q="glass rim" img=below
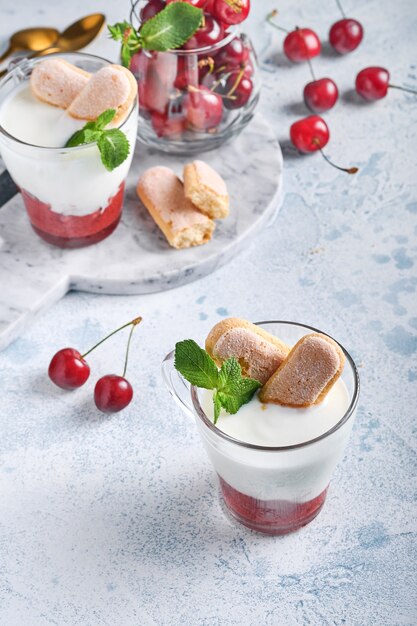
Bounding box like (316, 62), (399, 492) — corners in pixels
(0, 51), (138, 152)
(130, 0), (240, 56)
(189, 320), (360, 452)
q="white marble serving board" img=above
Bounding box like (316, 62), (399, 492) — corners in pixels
(0, 114), (283, 351)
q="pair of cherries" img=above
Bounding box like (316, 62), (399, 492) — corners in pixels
(48, 317), (142, 413)
(304, 67), (416, 113)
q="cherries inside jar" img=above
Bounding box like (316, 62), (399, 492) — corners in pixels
(129, 0), (260, 153)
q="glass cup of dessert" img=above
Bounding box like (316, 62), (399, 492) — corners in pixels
(0, 52), (138, 248)
(129, 1), (260, 154)
(162, 321), (360, 535)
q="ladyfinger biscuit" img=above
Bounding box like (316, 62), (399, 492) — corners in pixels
(137, 166), (215, 250)
(30, 58), (90, 109)
(183, 160), (229, 219)
(206, 318), (290, 384)
(68, 65), (137, 125)
(259, 333), (346, 407)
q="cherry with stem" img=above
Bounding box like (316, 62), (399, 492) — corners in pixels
(266, 10), (321, 63)
(48, 316), (142, 392)
(329, 0), (363, 54)
(355, 67), (417, 101)
(303, 49), (339, 113)
(290, 115), (358, 175)
(94, 317), (142, 413)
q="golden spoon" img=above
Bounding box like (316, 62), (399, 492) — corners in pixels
(0, 27), (59, 63)
(35, 13), (106, 56)
(0, 14), (105, 77)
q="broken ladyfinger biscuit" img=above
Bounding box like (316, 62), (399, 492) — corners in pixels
(259, 333), (346, 407)
(183, 160), (229, 219)
(137, 166), (215, 249)
(30, 58), (90, 109)
(205, 318), (290, 384)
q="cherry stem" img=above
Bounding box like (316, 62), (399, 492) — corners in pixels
(226, 65), (246, 97)
(312, 139), (358, 174)
(122, 322), (137, 378)
(198, 56), (215, 74)
(389, 83), (417, 95)
(82, 316), (143, 359)
(266, 10), (289, 34)
(292, 26), (316, 80)
(335, 0), (346, 18)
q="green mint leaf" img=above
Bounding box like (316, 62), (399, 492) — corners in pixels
(65, 108), (117, 148)
(94, 108), (116, 130)
(218, 357), (241, 392)
(235, 377), (262, 397)
(140, 3), (203, 52)
(65, 129), (88, 148)
(213, 390), (222, 425)
(217, 391), (242, 415)
(65, 128), (102, 147)
(97, 129), (130, 172)
(217, 357), (261, 415)
(108, 21), (141, 68)
(217, 380), (260, 415)
(174, 340), (219, 389)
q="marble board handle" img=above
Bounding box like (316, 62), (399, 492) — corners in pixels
(0, 169), (18, 207)
(0, 273), (70, 351)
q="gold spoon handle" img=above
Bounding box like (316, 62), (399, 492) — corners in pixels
(0, 44), (15, 64)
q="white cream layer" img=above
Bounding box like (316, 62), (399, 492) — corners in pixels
(198, 378), (353, 501)
(200, 378), (350, 447)
(0, 82), (85, 147)
(0, 83), (137, 216)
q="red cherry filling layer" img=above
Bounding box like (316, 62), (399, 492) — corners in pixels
(220, 477), (328, 534)
(22, 183), (125, 248)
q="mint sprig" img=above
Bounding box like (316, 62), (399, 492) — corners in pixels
(174, 340), (261, 425)
(108, 3), (203, 68)
(65, 108), (130, 172)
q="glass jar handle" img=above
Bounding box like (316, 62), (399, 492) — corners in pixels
(161, 350), (194, 419)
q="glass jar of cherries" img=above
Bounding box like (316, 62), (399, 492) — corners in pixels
(130, 0), (260, 154)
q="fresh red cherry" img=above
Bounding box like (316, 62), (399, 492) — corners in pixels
(355, 66), (389, 100)
(151, 111), (186, 137)
(48, 348), (90, 390)
(215, 37), (250, 68)
(94, 375), (133, 413)
(290, 115), (358, 174)
(283, 28), (321, 63)
(224, 73), (253, 109)
(303, 78), (339, 113)
(166, 0), (207, 6)
(140, 0), (165, 22)
(290, 115), (329, 153)
(355, 66), (417, 100)
(183, 14), (224, 50)
(329, 18), (363, 54)
(185, 85), (223, 130)
(212, 0), (250, 26)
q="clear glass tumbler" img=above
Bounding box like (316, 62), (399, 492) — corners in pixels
(129, 0), (260, 154)
(0, 52), (138, 248)
(162, 321), (360, 535)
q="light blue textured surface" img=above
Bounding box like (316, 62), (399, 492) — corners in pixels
(1, 1), (417, 625)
